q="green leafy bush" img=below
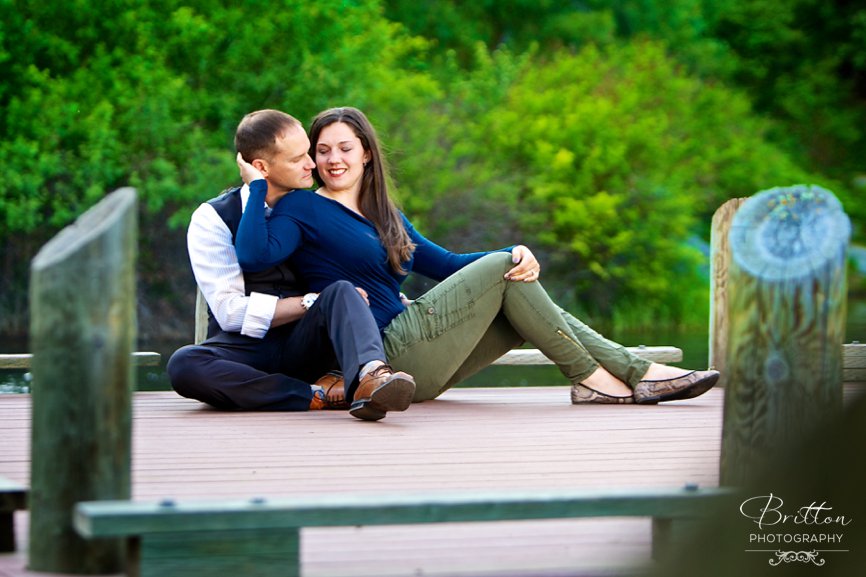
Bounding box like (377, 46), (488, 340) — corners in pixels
(0, 0), (857, 336)
(0, 0), (436, 232)
(394, 41), (817, 327)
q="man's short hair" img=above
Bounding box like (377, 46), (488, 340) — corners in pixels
(235, 109), (302, 161)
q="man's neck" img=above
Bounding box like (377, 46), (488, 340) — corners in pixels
(265, 186), (290, 208)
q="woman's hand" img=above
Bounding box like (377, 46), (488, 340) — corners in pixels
(505, 245), (541, 282)
(355, 286), (370, 306)
(236, 152), (265, 185)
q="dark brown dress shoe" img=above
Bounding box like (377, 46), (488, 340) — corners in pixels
(633, 369), (720, 404)
(349, 364), (415, 421)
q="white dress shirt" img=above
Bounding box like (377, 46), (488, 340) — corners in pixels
(186, 184), (277, 339)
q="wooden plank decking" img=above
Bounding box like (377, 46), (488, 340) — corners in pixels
(0, 386), (725, 577)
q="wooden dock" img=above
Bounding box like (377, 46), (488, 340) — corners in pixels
(0, 386), (726, 577)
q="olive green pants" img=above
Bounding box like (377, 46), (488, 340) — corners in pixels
(384, 253), (652, 401)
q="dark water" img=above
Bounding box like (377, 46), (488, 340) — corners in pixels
(3, 297), (864, 394)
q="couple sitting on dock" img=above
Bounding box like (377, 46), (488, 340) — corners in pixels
(167, 107), (719, 421)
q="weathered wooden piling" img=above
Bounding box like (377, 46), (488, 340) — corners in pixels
(719, 185), (849, 486)
(28, 188), (137, 573)
(708, 197), (748, 387)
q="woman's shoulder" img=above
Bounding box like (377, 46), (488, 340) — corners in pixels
(286, 188), (318, 203)
(399, 211), (417, 231)
(273, 188), (318, 213)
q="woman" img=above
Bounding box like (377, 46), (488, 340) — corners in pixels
(235, 106), (719, 404)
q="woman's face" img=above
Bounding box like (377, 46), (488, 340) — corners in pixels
(314, 121), (370, 194)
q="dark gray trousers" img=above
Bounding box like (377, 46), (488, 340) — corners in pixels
(167, 280), (382, 410)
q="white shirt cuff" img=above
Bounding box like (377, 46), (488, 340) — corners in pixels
(240, 292), (279, 338)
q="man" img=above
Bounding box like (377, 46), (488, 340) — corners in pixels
(167, 109), (415, 421)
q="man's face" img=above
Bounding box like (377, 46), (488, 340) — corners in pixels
(261, 125), (316, 192)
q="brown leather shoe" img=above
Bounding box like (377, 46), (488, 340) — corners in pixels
(314, 371), (348, 410)
(308, 388), (329, 410)
(349, 364), (415, 421)
(633, 369), (720, 404)
(571, 384), (634, 404)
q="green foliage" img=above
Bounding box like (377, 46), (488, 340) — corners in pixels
(707, 0), (866, 226)
(382, 0), (865, 235)
(0, 0), (861, 334)
(395, 41), (816, 325)
(0, 0), (435, 232)
(383, 0), (619, 61)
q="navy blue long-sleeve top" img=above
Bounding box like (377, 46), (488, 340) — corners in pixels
(235, 180), (511, 329)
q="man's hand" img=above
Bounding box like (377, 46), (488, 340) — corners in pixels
(505, 245), (541, 282)
(237, 152), (265, 185)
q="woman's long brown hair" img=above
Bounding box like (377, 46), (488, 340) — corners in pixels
(309, 107), (415, 274)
